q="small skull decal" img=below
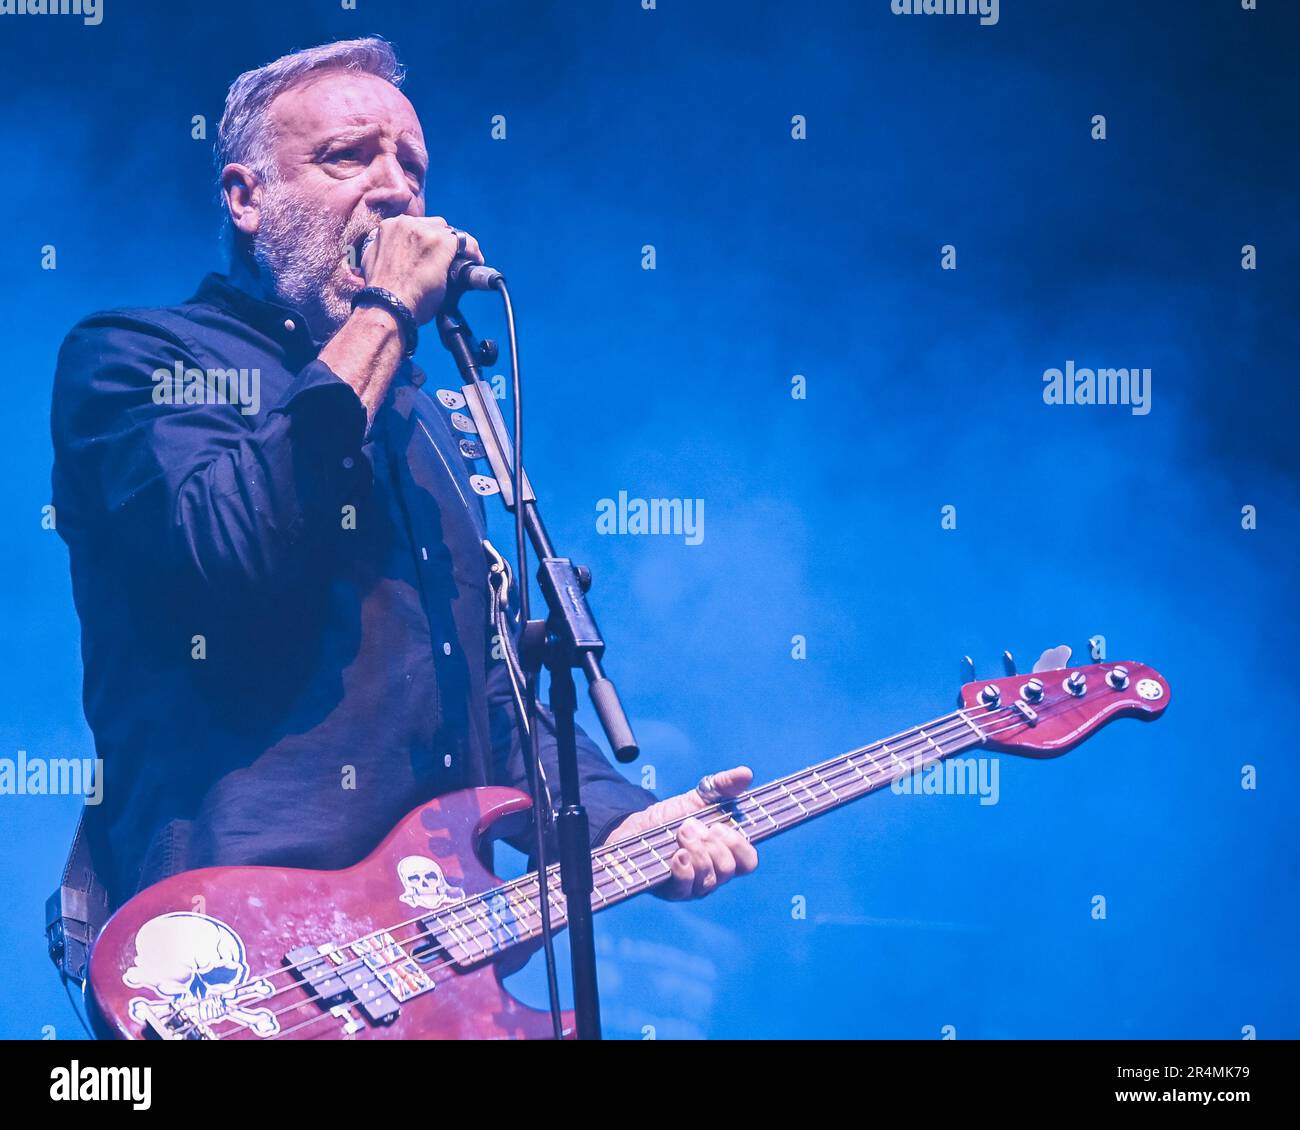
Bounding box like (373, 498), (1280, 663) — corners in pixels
(397, 855), (465, 910)
(123, 912), (279, 1037)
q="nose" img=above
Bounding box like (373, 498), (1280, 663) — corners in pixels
(363, 151), (415, 216)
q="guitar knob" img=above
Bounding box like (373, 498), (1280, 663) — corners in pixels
(1065, 671), (1087, 697)
(979, 684), (1001, 707)
(1106, 665), (1130, 690)
(1020, 678), (1044, 703)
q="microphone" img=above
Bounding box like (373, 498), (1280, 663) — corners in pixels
(358, 229), (503, 296)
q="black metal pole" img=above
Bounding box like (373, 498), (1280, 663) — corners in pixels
(435, 302), (621, 1039)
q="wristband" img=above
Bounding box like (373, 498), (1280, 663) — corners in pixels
(351, 286), (418, 356)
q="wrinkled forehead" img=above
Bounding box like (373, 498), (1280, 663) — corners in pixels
(265, 69), (425, 156)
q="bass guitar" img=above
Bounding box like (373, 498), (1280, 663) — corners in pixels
(86, 646), (1169, 1039)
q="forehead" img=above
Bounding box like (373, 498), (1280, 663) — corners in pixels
(265, 69), (424, 149)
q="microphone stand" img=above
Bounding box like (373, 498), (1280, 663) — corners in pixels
(436, 298), (639, 1041)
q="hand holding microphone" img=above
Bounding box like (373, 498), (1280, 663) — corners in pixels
(357, 217), (501, 326)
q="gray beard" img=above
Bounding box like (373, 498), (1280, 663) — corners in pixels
(252, 180), (376, 339)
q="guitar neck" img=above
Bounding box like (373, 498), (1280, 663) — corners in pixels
(430, 709), (989, 965)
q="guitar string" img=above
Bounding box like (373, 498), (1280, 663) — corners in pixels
(247, 704), (1063, 1042)
(231, 704), (1003, 990)
(204, 706), (1012, 1039)
(202, 697), (1077, 1040)
(218, 698), (1080, 1040)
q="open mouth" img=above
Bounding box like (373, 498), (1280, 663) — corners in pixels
(342, 230), (372, 283)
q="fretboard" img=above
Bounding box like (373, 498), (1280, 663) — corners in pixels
(424, 708), (989, 966)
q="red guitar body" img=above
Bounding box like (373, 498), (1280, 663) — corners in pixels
(87, 787), (573, 1040)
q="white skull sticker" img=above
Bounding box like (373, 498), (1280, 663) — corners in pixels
(397, 855), (465, 910)
(123, 912), (279, 1038)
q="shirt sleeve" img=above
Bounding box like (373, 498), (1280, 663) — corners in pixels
(51, 311), (371, 611)
(486, 639), (658, 860)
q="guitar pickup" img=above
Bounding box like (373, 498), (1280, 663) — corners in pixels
(339, 965), (401, 1026)
(286, 943), (402, 1025)
(285, 945), (351, 1006)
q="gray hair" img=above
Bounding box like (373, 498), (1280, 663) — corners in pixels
(214, 37), (406, 248)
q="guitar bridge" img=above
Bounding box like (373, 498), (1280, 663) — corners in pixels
(137, 999), (212, 1040)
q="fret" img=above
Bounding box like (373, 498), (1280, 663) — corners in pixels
(840, 752), (873, 788)
(914, 727), (951, 774)
(595, 853), (631, 898)
(778, 782), (809, 820)
(505, 887), (537, 932)
(857, 747), (889, 784)
(882, 739), (911, 778)
(739, 793), (780, 833)
(957, 708), (987, 743)
(465, 899), (504, 955)
(639, 834), (671, 876)
(481, 890), (520, 949)
(440, 905), (483, 961)
(805, 769), (839, 805)
(790, 769), (832, 806)
(614, 843), (653, 888)
(546, 868), (571, 914)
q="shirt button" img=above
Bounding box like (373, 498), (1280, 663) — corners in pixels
(444, 754), (453, 768)
(284, 318), (296, 333)
(342, 456), (354, 470)
(442, 642), (453, 656)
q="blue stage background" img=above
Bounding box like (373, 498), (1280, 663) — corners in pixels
(1, 0), (1296, 1039)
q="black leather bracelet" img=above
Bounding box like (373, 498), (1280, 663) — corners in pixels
(351, 286), (418, 356)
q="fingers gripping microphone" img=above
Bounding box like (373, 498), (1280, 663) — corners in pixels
(358, 229), (503, 297)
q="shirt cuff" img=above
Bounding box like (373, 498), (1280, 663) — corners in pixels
(270, 359), (368, 456)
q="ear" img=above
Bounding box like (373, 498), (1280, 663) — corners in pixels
(221, 163), (263, 238)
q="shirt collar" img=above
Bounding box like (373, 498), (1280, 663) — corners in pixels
(190, 272), (318, 350)
(190, 271), (428, 387)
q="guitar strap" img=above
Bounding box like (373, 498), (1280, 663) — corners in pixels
(45, 808), (110, 986)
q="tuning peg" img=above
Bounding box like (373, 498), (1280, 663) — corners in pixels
(459, 439), (486, 460)
(1032, 645), (1072, 673)
(450, 411), (478, 435)
(470, 474), (501, 496)
(436, 389), (466, 410)
(1002, 650), (1016, 676)
(957, 656), (976, 705)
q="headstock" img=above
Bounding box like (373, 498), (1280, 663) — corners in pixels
(958, 646), (1169, 758)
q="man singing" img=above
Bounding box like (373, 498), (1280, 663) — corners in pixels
(51, 37), (756, 915)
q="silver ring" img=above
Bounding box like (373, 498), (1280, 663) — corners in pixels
(451, 228), (467, 256)
(696, 774), (723, 804)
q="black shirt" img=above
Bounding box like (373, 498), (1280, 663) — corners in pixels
(51, 273), (655, 909)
